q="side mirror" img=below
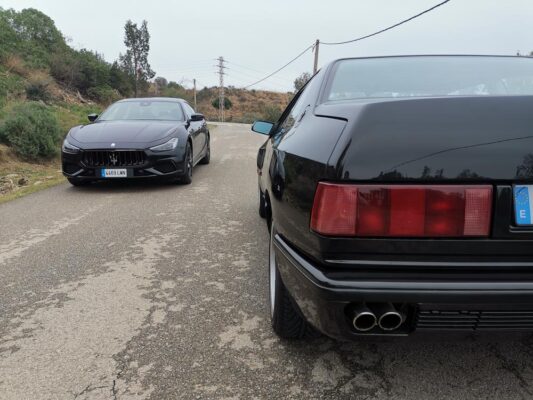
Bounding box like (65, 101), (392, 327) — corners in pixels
(252, 120), (274, 135)
(190, 113), (204, 122)
(88, 114), (98, 122)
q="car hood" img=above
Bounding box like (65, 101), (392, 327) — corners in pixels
(70, 120), (181, 146)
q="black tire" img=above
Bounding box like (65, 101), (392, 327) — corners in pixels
(67, 177), (91, 187)
(259, 189), (266, 218)
(180, 142), (193, 184)
(269, 223), (319, 339)
(199, 136), (210, 165)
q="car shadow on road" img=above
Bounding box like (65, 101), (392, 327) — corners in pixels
(67, 179), (188, 194)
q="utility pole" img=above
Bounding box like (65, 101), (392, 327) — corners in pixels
(217, 56), (226, 122)
(313, 39), (320, 74)
(193, 78), (197, 110)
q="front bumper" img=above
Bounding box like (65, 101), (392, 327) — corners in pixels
(62, 148), (186, 180)
(273, 233), (533, 339)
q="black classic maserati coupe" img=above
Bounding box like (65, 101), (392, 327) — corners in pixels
(252, 55), (533, 340)
(62, 98), (210, 186)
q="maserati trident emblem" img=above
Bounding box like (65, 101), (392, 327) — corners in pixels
(109, 153), (118, 166)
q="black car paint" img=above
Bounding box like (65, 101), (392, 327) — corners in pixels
(256, 56), (533, 339)
(62, 98), (209, 181)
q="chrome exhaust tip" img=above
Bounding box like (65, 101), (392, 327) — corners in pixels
(376, 304), (404, 331)
(352, 305), (377, 332)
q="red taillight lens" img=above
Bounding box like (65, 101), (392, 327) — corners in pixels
(310, 183), (357, 236)
(310, 183), (493, 238)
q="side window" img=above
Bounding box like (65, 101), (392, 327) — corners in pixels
(182, 103), (195, 119)
(278, 72), (321, 134)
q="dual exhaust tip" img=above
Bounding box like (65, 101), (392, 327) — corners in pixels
(352, 303), (404, 332)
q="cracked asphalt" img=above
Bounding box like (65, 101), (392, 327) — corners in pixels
(1, 123), (533, 399)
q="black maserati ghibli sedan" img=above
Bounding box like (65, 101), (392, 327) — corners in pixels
(253, 55), (533, 340)
(62, 98), (210, 186)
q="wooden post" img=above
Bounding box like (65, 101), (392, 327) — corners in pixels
(313, 39), (320, 74)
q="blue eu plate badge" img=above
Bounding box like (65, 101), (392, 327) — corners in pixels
(514, 185), (533, 225)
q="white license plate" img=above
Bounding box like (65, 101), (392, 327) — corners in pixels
(514, 185), (533, 226)
(101, 169), (127, 178)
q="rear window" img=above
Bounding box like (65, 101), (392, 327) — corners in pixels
(326, 56), (533, 101)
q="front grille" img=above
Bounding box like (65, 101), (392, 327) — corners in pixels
(82, 150), (146, 167)
(416, 309), (533, 331)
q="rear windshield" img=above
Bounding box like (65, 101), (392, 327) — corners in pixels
(99, 100), (185, 121)
(326, 56), (533, 101)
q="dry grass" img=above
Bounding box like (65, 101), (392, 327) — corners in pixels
(197, 89), (291, 122)
(2, 54), (30, 78)
(0, 144), (65, 204)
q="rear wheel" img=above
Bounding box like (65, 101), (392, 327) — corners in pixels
(180, 143), (193, 184)
(67, 177), (91, 187)
(199, 136), (210, 165)
(269, 223), (319, 339)
(259, 189), (266, 218)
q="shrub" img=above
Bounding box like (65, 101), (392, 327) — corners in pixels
(87, 85), (120, 105)
(0, 102), (61, 159)
(25, 71), (53, 101)
(262, 104), (282, 122)
(238, 113), (260, 124)
(0, 68), (25, 106)
(211, 97), (232, 110)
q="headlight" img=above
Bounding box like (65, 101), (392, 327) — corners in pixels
(62, 138), (80, 154)
(150, 137), (178, 152)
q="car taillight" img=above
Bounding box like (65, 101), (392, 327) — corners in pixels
(310, 183), (492, 237)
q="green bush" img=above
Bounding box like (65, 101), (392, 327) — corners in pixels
(87, 85), (120, 105)
(0, 102), (61, 159)
(211, 97), (232, 110)
(0, 68), (25, 106)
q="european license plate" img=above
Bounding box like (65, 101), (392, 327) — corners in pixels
(101, 168), (127, 178)
(514, 185), (533, 226)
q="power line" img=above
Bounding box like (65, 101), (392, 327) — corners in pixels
(226, 66), (293, 86)
(226, 75), (289, 91)
(168, 1), (451, 91)
(226, 61), (294, 83)
(244, 44), (314, 89)
(321, 0), (451, 45)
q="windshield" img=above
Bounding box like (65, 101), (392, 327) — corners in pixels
(98, 100), (185, 121)
(326, 56), (533, 101)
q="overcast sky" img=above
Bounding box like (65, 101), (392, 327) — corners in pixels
(2, 0), (533, 91)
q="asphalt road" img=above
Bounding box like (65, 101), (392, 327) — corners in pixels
(1, 123), (533, 400)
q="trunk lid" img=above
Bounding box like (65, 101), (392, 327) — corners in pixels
(318, 96), (533, 182)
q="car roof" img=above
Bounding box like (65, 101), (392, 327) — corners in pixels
(327, 54), (533, 65)
(117, 97), (187, 103)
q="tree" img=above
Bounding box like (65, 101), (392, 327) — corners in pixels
(109, 61), (133, 96)
(119, 20), (155, 96)
(155, 77), (168, 88)
(294, 72), (311, 92)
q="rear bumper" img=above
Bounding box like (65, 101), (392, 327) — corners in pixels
(62, 149), (186, 180)
(273, 233), (533, 340)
